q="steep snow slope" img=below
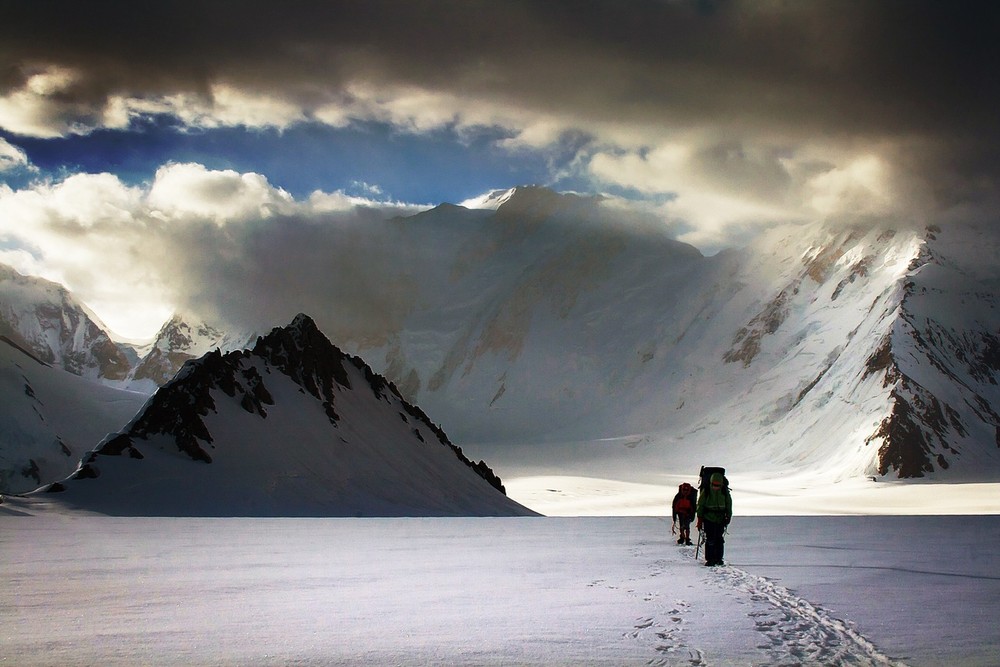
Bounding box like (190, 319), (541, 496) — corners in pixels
(38, 314), (534, 517)
(450, 221), (926, 484)
(635, 224), (927, 477)
(0, 337), (148, 493)
(0, 264), (132, 382)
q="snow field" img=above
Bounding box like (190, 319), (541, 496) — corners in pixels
(2, 514), (997, 666)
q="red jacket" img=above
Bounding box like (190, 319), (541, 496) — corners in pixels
(672, 483), (697, 522)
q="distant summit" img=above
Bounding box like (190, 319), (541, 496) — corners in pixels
(40, 314), (534, 516)
(127, 313), (259, 390)
(461, 186), (521, 210)
(462, 185), (578, 213)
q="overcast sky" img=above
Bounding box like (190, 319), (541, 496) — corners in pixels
(1, 1), (998, 338)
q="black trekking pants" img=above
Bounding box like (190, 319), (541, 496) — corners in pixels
(703, 519), (726, 564)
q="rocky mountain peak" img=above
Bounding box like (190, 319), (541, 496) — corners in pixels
(46, 314), (516, 514)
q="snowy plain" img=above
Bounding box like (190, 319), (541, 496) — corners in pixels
(3, 500), (999, 666)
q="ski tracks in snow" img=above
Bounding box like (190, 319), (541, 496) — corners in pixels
(621, 537), (908, 666)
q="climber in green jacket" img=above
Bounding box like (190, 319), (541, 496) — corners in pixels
(696, 472), (732, 566)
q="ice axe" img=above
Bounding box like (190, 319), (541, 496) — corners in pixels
(695, 527), (705, 560)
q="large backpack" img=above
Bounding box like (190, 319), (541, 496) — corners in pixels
(699, 466), (729, 493)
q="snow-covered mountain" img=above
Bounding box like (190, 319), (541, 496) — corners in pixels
(0, 336), (148, 493)
(254, 188), (987, 484)
(4, 187), (998, 490)
(0, 266), (258, 394)
(569, 219), (1000, 484)
(0, 265), (133, 382)
(294, 188), (997, 484)
(38, 314), (534, 516)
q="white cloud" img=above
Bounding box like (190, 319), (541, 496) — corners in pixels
(147, 162), (295, 222)
(0, 165), (283, 337)
(343, 83), (459, 132)
(0, 137), (33, 173)
(0, 65), (132, 138)
(0, 70), (307, 138)
(46, 173), (143, 226)
(587, 140), (802, 248)
(204, 85), (305, 128)
(585, 136), (923, 250)
(0, 174), (162, 338)
(157, 84), (306, 130)
(103, 85), (308, 133)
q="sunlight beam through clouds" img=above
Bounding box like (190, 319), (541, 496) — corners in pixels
(0, 164), (430, 339)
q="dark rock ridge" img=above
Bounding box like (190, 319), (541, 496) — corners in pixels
(51, 313), (508, 495)
(865, 324), (1000, 478)
(863, 229), (1000, 478)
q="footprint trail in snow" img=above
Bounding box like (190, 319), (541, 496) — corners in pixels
(702, 556), (908, 666)
(623, 536), (909, 666)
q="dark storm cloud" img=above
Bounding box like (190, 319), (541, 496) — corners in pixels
(2, 1), (999, 213)
(3, 2), (995, 125)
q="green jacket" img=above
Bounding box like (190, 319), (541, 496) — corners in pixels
(696, 474), (732, 524)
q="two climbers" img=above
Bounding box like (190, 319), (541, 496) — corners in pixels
(671, 466), (733, 567)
